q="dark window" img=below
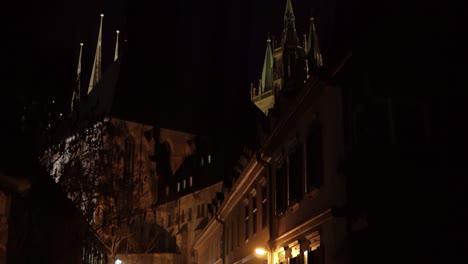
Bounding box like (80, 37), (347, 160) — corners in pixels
(288, 143), (302, 204)
(252, 193), (257, 235)
(226, 223), (229, 255)
(262, 185), (267, 228)
(307, 124), (323, 191)
(276, 161), (288, 214)
(237, 214), (240, 246)
(307, 246), (323, 264)
(231, 221), (234, 251)
(188, 208), (192, 221)
(244, 203), (249, 240)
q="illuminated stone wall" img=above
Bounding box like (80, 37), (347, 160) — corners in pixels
(156, 181), (223, 264)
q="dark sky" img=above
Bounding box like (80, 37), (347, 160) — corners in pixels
(1, 0), (350, 162)
(3, 0), (338, 128)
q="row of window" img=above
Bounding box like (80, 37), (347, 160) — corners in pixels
(200, 154), (212, 166)
(276, 123), (323, 214)
(166, 203), (207, 227)
(165, 176), (194, 197)
(225, 182), (268, 255)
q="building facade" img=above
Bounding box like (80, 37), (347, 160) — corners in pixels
(194, 1), (351, 263)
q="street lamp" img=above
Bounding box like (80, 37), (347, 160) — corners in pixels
(254, 247), (271, 264)
(255, 248), (267, 255)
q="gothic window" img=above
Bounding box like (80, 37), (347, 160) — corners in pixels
(123, 136), (135, 178)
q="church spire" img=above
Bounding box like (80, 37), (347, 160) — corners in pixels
(261, 37), (274, 93)
(71, 43), (83, 114)
(282, 0), (299, 46)
(307, 17), (323, 70)
(114, 30), (120, 61)
(87, 13), (104, 95)
(284, 0), (295, 22)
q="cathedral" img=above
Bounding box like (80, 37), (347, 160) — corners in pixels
(40, 12), (224, 264)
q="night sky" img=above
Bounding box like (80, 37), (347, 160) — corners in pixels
(1, 0), (352, 175)
(3, 0), (342, 132)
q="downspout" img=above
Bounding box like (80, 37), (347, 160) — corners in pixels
(256, 152), (274, 264)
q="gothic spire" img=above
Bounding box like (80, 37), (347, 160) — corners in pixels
(284, 0), (295, 22)
(87, 14), (104, 95)
(261, 37), (274, 93)
(307, 17), (323, 69)
(282, 0), (299, 46)
(71, 43), (83, 114)
(114, 30), (120, 62)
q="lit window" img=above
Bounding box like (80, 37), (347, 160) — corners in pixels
(177, 182), (180, 192)
(183, 179), (186, 189)
(201, 157), (204, 166)
(189, 176), (193, 187)
(208, 154), (211, 164)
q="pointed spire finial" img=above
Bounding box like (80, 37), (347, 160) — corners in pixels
(285, 0), (295, 19)
(282, 0), (299, 46)
(71, 43), (84, 114)
(307, 16), (323, 72)
(88, 14), (104, 94)
(114, 30), (120, 62)
(260, 36), (274, 93)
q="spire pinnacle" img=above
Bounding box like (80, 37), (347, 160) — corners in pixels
(71, 43), (83, 114)
(261, 37), (274, 93)
(307, 17), (323, 71)
(114, 30), (120, 62)
(282, 0), (299, 46)
(87, 14), (104, 95)
(284, 0), (295, 20)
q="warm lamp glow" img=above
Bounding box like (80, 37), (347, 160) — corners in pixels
(255, 248), (266, 255)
